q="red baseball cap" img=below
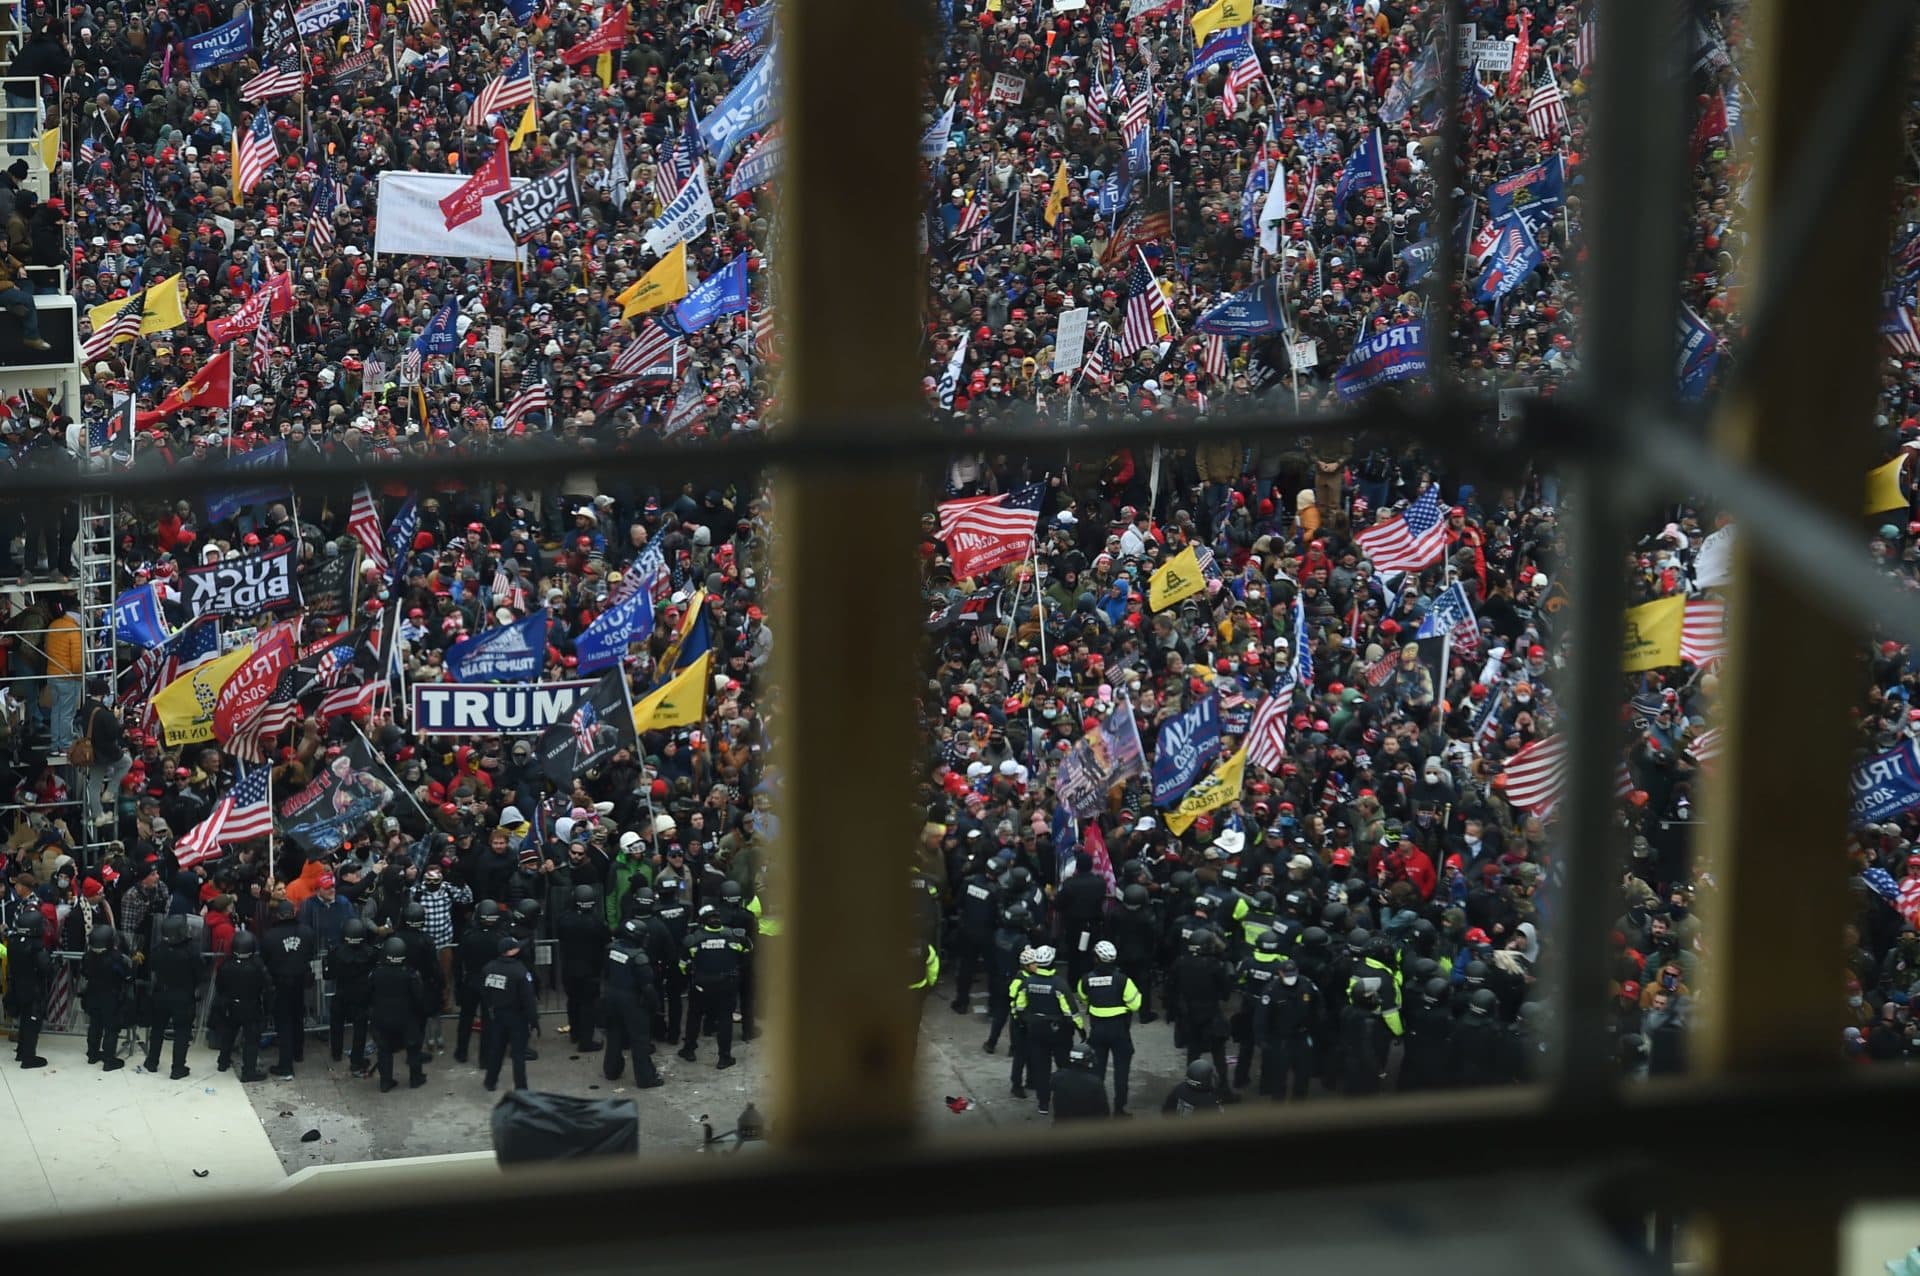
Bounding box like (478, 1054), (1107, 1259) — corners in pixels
(318, 873), (337, 889)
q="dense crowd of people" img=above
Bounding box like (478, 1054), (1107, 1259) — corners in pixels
(0, 0), (1908, 1132)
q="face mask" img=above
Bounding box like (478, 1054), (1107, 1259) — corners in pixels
(1661, 973), (1678, 989)
(1849, 995), (1864, 1008)
(1282, 974), (1298, 986)
(1669, 905), (1688, 920)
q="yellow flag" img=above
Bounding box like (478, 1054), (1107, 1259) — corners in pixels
(1619, 596), (1686, 673)
(1191, 0), (1252, 43)
(618, 244), (688, 318)
(1148, 546), (1207, 611)
(597, 51), (615, 88)
(510, 101), (538, 151)
(1164, 747), (1247, 835)
(141, 273), (187, 333)
(1866, 455), (1908, 514)
(632, 652), (710, 734)
(37, 127), (57, 172)
(1044, 159), (1070, 228)
(153, 643), (253, 746)
(658, 587), (706, 670)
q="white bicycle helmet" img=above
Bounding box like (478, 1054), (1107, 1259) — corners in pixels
(1019, 946), (1038, 966)
(1032, 945), (1057, 966)
(1093, 941), (1117, 962)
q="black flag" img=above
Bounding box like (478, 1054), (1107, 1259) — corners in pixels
(495, 162), (582, 244)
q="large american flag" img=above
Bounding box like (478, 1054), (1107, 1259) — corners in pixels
(319, 678), (380, 721)
(1244, 685), (1292, 772)
(237, 110), (280, 197)
(467, 50), (535, 128)
(1499, 734), (1566, 814)
(1221, 55), (1262, 117)
(650, 108), (702, 211)
(1526, 67), (1567, 140)
(1680, 598), (1726, 665)
(503, 362), (551, 427)
(1352, 486), (1446, 573)
(613, 319), (676, 377)
(175, 764), (273, 868)
(1115, 247), (1169, 357)
(82, 292), (146, 361)
(1120, 78), (1149, 150)
(935, 482), (1047, 544)
(348, 483), (389, 575)
(132, 615), (222, 737)
(243, 49), (307, 102)
(227, 670), (299, 763)
(1574, 16), (1596, 74)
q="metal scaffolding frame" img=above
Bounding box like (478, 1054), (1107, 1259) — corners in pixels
(2, 0), (1916, 1271)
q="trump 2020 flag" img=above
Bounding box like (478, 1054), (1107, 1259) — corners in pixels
(414, 301), (460, 355)
(1151, 692), (1221, 806)
(187, 10), (253, 71)
(1474, 210), (1542, 303)
(1334, 128), (1385, 212)
(444, 608), (548, 682)
(1676, 302), (1719, 401)
(1334, 320), (1427, 401)
(575, 588), (655, 674)
(1194, 277), (1285, 336)
(671, 255), (749, 335)
(112, 584), (171, 649)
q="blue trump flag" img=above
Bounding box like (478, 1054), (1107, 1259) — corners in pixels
(575, 588), (655, 674)
(1400, 237), (1438, 285)
(1676, 302), (1719, 401)
(445, 608), (549, 682)
(383, 497), (419, 594)
(204, 439), (291, 523)
(1474, 211), (1542, 303)
(1096, 167), (1131, 221)
(1185, 25), (1252, 79)
(186, 10), (253, 72)
(1485, 155), (1564, 233)
(1194, 277), (1286, 336)
(112, 584), (171, 649)
(502, 0), (537, 22)
(1333, 128), (1385, 212)
(699, 46), (780, 166)
(1151, 693), (1221, 806)
(672, 256), (750, 335)
(414, 301), (459, 356)
(1852, 738), (1920, 824)
(1334, 320), (1428, 401)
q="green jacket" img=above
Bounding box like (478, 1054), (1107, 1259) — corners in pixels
(606, 853), (652, 927)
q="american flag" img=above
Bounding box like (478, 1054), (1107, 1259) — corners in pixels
(570, 697), (601, 755)
(227, 670), (299, 763)
(752, 305), (776, 360)
(1526, 67), (1567, 140)
(1115, 247), (1170, 357)
(1887, 302), (1920, 356)
(1899, 874), (1920, 929)
(1087, 47), (1110, 121)
(1499, 734), (1566, 814)
(613, 319), (676, 376)
(243, 49), (307, 102)
(319, 678), (380, 721)
(400, 346), (423, 384)
(1221, 55), (1262, 117)
(143, 173), (167, 237)
(1687, 726), (1722, 765)
(79, 135), (103, 168)
(308, 171), (339, 253)
(1574, 16), (1596, 74)
(408, 0), (435, 24)
(466, 50), (535, 128)
(250, 326), (274, 381)
(1353, 486), (1447, 574)
(1120, 79), (1149, 150)
(1680, 598), (1726, 665)
(1417, 579), (1477, 640)
(936, 482), (1047, 544)
(175, 764), (273, 868)
(1244, 686), (1292, 773)
(349, 483), (389, 576)
(132, 616), (223, 737)
(237, 110), (279, 197)
(82, 292), (146, 361)
(503, 362), (551, 427)
(1078, 324), (1111, 387)
(651, 107), (701, 211)
(1202, 333), (1226, 380)
(361, 351), (390, 394)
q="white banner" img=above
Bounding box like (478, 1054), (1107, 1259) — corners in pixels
(373, 172), (532, 263)
(412, 681), (596, 735)
(643, 165), (716, 257)
(1053, 307), (1089, 373)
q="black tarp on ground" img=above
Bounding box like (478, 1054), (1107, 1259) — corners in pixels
(491, 1090), (639, 1164)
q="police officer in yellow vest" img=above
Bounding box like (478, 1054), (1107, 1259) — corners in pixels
(1348, 933), (1404, 1078)
(909, 940), (940, 991)
(1077, 941), (1141, 1116)
(1011, 945), (1083, 1116)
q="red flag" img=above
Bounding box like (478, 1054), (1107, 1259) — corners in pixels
(1504, 10), (1531, 97)
(136, 348), (234, 425)
(439, 144), (512, 230)
(560, 6), (631, 64)
(1691, 90), (1728, 162)
(212, 619), (299, 744)
(207, 288), (272, 343)
(262, 270), (297, 316)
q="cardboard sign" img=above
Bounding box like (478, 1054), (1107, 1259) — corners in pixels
(990, 72), (1026, 104)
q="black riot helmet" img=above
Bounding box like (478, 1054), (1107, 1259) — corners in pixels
(1469, 987), (1498, 1015)
(1253, 891), (1276, 914)
(1408, 957), (1439, 984)
(342, 918), (369, 945)
(476, 899), (503, 927)
(1368, 935), (1395, 963)
(1168, 869), (1195, 896)
(1409, 917), (1438, 952)
(162, 915), (190, 945)
(1423, 977), (1450, 1005)
(1284, 890), (1309, 916)
(1321, 901), (1350, 932)
(1122, 883), (1149, 909)
(1346, 927), (1371, 954)
(513, 898), (540, 922)
(720, 880), (742, 903)
(403, 902), (426, 927)
(1186, 1058), (1216, 1087)
(383, 937), (408, 965)
(1001, 900), (1032, 930)
(87, 925), (115, 952)
(619, 918), (647, 943)
(231, 930), (258, 957)
(1256, 930), (1285, 954)
(631, 889), (656, 917)
(275, 899), (296, 921)
(1299, 925), (1330, 951)
(1342, 878), (1369, 906)
(1464, 959), (1489, 987)
(573, 884), (597, 911)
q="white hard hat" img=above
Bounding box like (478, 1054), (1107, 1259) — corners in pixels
(1093, 941), (1117, 962)
(619, 831), (644, 852)
(1032, 945), (1057, 966)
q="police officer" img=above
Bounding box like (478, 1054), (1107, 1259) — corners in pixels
(949, 853), (1000, 1014)
(399, 902), (444, 1050)
(212, 930), (272, 1080)
(453, 901), (505, 1064)
(983, 901), (1031, 1055)
(678, 904), (749, 1069)
(326, 918), (378, 1074)
(480, 934), (539, 1091)
(652, 875), (692, 1043)
(1399, 977), (1455, 1092)
(82, 926), (134, 1071)
(1166, 933), (1234, 1099)
(1449, 987), (1504, 1086)
(625, 889), (676, 1039)
(369, 937), (429, 1092)
(1109, 884), (1160, 1024)
(1231, 928), (1286, 1090)
(602, 918), (664, 1088)
(143, 914), (204, 1079)
(5, 915), (51, 1068)
(718, 880), (759, 1040)
(1047, 1042), (1110, 1120)
(1161, 1058), (1225, 1115)
(1077, 941), (1140, 1116)
(555, 884), (609, 1051)
(1340, 983), (1390, 1096)
(508, 898), (541, 975)
(263, 899), (317, 1078)
(1011, 944), (1081, 1117)
(1253, 956), (1319, 1101)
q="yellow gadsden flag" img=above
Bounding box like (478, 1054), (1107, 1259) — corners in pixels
(1164, 747), (1247, 835)
(617, 243), (688, 318)
(510, 101), (538, 152)
(1148, 546), (1207, 611)
(153, 641), (253, 746)
(88, 273), (186, 344)
(632, 651), (710, 734)
(1044, 159), (1070, 228)
(1620, 596), (1685, 673)
(1866, 455), (1909, 514)
(1191, 0), (1252, 43)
